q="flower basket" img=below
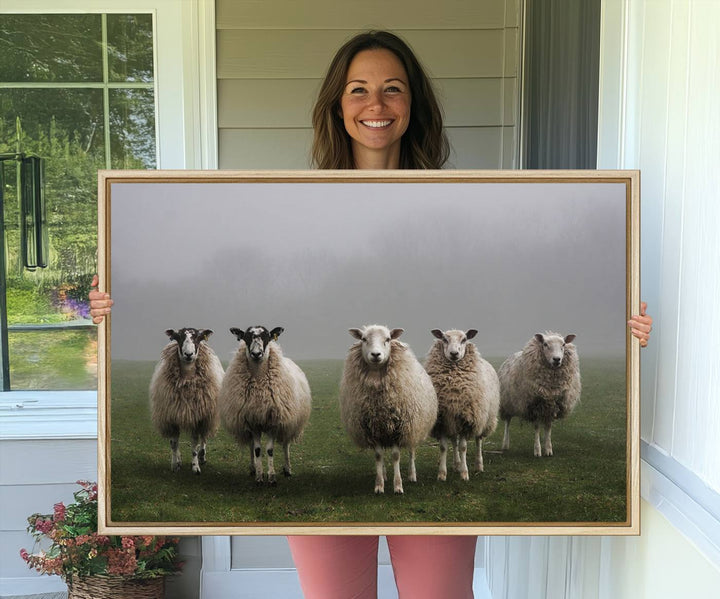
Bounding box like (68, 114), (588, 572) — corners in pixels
(20, 481), (182, 595)
(67, 575), (165, 599)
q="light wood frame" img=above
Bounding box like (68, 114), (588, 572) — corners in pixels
(98, 169), (640, 535)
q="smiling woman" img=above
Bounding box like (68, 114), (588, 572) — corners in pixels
(340, 49), (412, 169)
(311, 30), (449, 170)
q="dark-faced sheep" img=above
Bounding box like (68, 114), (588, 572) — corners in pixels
(339, 325), (438, 494)
(498, 332), (581, 457)
(424, 329), (500, 480)
(149, 328), (224, 474)
(219, 326), (312, 485)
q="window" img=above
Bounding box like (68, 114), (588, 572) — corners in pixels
(0, 13), (156, 390)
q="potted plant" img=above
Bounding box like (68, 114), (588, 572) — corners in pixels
(20, 481), (182, 599)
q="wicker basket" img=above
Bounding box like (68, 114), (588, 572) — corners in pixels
(67, 575), (165, 599)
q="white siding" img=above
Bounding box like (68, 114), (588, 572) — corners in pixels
(216, 0), (522, 170)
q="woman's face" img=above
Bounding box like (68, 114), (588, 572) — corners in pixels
(340, 49), (411, 166)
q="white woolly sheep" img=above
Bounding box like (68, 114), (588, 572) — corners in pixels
(425, 329), (500, 480)
(149, 328), (225, 474)
(339, 325), (438, 494)
(219, 326), (312, 485)
(498, 332), (581, 457)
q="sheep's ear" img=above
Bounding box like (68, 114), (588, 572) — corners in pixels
(466, 329), (478, 340)
(564, 334), (576, 344)
(198, 329), (213, 342)
(270, 327), (284, 341)
(534, 333), (545, 344)
(165, 329), (176, 338)
(431, 329), (444, 340)
(390, 328), (404, 340)
(349, 328), (363, 340)
(229, 327), (245, 342)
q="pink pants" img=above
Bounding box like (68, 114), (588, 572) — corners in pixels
(287, 535), (477, 599)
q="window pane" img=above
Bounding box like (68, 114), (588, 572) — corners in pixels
(1, 13), (157, 391)
(2, 90), (102, 390)
(8, 329), (97, 390)
(110, 89), (157, 168)
(107, 14), (154, 83)
(0, 14), (103, 82)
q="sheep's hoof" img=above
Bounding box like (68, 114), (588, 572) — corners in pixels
(283, 466), (292, 477)
(437, 472), (447, 481)
(198, 449), (207, 465)
(268, 474), (277, 485)
(193, 467), (201, 475)
(460, 471), (469, 481)
(172, 462), (181, 473)
(374, 486), (384, 494)
(394, 487), (404, 495)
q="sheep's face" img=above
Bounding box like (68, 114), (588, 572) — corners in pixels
(165, 328), (213, 364)
(349, 325), (403, 366)
(230, 326), (284, 363)
(534, 333), (576, 368)
(431, 328), (478, 362)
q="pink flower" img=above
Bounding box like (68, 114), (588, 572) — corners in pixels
(53, 502), (66, 522)
(121, 537), (135, 549)
(107, 548), (137, 576)
(19, 548), (29, 562)
(34, 518), (53, 534)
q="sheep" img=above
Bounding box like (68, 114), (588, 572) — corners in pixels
(424, 329), (500, 480)
(339, 325), (438, 494)
(149, 328), (224, 474)
(498, 332), (581, 457)
(218, 326), (312, 485)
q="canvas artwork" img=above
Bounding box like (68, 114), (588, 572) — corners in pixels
(97, 170), (640, 535)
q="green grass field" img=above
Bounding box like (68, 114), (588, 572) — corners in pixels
(110, 357), (627, 525)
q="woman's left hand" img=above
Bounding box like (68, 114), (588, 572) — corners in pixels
(628, 301), (652, 348)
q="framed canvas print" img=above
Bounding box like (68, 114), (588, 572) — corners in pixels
(97, 170), (640, 535)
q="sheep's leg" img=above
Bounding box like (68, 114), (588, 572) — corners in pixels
(266, 437), (277, 485)
(438, 436), (448, 481)
(191, 432), (202, 474)
(533, 422), (542, 457)
(169, 435), (181, 472)
(453, 435), (461, 471)
(253, 434), (264, 483)
(458, 437), (469, 480)
(198, 438), (207, 465)
(475, 436), (484, 472)
(391, 445), (403, 494)
(408, 447), (417, 482)
(502, 419), (511, 451)
(544, 422), (553, 456)
(374, 446), (385, 494)
(282, 442), (292, 477)
(248, 445), (256, 477)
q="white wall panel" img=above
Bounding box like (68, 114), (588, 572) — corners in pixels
(217, 0), (509, 30)
(218, 29), (509, 80)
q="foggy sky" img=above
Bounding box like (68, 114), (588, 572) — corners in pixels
(109, 181), (627, 363)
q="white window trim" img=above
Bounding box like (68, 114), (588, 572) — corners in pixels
(0, 1), (217, 438)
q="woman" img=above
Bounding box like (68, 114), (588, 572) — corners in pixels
(90, 31), (653, 599)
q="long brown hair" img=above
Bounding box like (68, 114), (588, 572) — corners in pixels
(311, 31), (449, 170)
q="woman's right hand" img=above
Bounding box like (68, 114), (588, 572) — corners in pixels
(89, 274), (113, 324)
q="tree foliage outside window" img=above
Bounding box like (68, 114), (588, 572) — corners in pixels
(0, 13), (156, 390)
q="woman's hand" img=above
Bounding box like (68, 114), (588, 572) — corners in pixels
(89, 274), (113, 324)
(628, 301), (652, 348)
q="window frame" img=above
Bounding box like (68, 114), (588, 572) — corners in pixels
(0, 0), (217, 438)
